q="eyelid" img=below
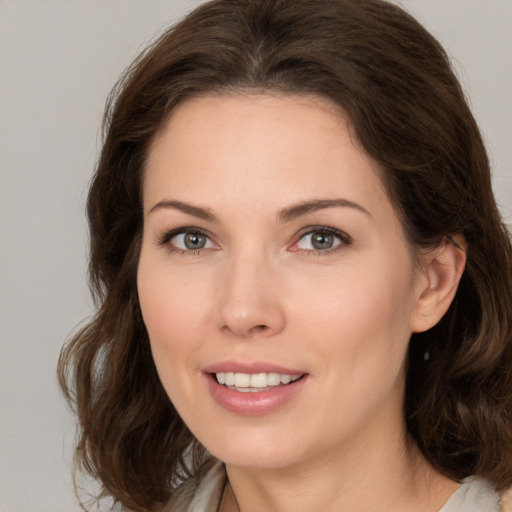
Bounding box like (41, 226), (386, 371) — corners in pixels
(155, 225), (351, 255)
(288, 226), (352, 253)
(157, 226), (218, 252)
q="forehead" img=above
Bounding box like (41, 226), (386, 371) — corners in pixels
(148, 92), (352, 165)
(145, 92), (390, 213)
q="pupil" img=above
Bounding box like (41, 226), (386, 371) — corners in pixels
(312, 232), (333, 250)
(184, 233), (206, 249)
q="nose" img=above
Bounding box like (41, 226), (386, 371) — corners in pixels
(214, 252), (286, 339)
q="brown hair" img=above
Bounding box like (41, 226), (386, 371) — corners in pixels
(58, 0), (512, 510)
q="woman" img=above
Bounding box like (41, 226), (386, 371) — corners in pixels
(58, 0), (512, 511)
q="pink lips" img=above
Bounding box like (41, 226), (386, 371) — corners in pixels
(203, 361), (305, 376)
(203, 361), (308, 416)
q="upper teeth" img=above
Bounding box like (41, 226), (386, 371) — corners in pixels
(216, 372), (301, 388)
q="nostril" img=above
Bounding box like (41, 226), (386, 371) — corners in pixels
(250, 324), (269, 333)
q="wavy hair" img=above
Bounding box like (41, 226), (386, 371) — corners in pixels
(58, 0), (512, 510)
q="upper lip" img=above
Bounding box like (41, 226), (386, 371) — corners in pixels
(203, 361), (306, 375)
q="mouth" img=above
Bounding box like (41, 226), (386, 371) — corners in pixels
(203, 362), (308, 414)
(213, 371), (305, 392)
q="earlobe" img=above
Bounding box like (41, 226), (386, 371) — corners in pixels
(410, 235), (466, 333)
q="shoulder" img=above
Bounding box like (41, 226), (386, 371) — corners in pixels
(440, 476), (503, 512)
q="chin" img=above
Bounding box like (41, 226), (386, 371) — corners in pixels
(198, 423), (306, 470)
(215, 447), (301, 470)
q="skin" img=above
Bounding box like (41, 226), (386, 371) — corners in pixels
(137, 93), (465, 511)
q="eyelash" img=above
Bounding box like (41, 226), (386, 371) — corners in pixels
(156, 226), (352, 256)
(291, 226), (352, 256)
(157, 227), (216, 256)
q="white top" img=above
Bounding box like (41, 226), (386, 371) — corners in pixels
(166, 460), (502, 512)
(440, 476), (501, 512)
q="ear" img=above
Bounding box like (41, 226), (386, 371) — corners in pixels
(410, 235), (466, 333)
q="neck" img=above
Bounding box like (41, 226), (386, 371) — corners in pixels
(219, 421), (458, 512)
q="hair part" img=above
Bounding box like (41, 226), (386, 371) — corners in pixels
(58, 0), (512, 509)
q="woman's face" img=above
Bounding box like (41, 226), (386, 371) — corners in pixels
(138, 94), (429, 469)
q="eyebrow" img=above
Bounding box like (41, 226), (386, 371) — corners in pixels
(148, 200), (216, 221)
(277, 198), (372, 222)
(147, 197), (371, 222)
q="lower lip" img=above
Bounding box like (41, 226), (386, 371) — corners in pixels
(205, 374), (308, 416)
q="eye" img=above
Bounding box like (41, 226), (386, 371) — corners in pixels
(292, 227), (351, 253)
(160, 228), (216, 252)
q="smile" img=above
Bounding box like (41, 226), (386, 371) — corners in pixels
(215, 372), (303, 392)
(204, 366), (308, 415)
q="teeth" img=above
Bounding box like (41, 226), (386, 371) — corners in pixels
(250, 373), (268, 387)
(280, 374), (291, 384)
(234, 373), (250, 387)
(215, 372), (302, 389)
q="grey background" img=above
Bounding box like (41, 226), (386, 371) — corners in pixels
(0, 1), (510, 511)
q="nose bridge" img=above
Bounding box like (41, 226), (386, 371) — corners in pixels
(215, 245), (285, 338)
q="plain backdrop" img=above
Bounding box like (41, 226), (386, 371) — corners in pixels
(0, 1), (510, 511)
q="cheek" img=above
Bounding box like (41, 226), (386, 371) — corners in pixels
(137, 259), (210, 374)
(137, 264), (211, 419)
(290, 257), (417, 373)
(298, 264), (413, 327)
